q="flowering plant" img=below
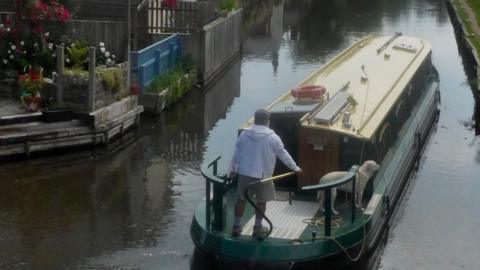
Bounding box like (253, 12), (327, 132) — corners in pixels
(96, 42), (117, 67)
(17, 0), (71, 33)
(19, 68), (44, 94)
(0, 0), (70, 75)
(19, 68), (45, 111)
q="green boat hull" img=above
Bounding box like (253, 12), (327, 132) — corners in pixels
(191, 78), (440, 264)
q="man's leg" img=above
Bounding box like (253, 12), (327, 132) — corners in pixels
(234, 199), (246, 220)
(232, 199), (245, 236)
(253, 201), (269, 238)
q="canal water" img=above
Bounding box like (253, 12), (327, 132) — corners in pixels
(1, 0), (479, 269)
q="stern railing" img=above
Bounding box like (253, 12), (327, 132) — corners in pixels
(201, 156), (233, 231)
(301, 165), (359, 236)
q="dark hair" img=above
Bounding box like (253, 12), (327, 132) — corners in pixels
(254, 109), (270, 125)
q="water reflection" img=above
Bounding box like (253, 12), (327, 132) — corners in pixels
(0, 60), (241, 269)
(1, 0), (480, 269)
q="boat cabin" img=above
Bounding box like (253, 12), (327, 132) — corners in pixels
(241, 34), (437, 196)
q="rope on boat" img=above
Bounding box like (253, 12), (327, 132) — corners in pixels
(302, 217), (343, 228)
(293, 216), (368, 263)
(316, 219), (367, 263)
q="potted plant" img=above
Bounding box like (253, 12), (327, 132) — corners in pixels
(19, 68), (44, 112)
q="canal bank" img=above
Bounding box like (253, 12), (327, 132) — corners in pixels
(1, 1), (480, 270)
(447, 0), (480, 92)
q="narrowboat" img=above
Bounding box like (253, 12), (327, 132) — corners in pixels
(191, 33), (440, 267)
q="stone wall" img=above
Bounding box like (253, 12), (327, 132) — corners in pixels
(62, 71), (90, 112)
(0, 78), (15, 98)
(94, 63), (129, 109)
(62, 63), (128, 113)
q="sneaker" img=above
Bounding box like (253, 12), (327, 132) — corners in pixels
(252, 225), (269, 240)
(231, 225), (242, 237)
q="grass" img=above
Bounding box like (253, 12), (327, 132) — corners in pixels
(466, 0), (480, 26)
(452, 0), (480, 56)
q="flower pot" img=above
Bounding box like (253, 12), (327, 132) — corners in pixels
(22, 94), (43, 112)
(130, 84), (141, 95)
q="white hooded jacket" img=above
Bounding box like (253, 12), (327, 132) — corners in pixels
(229, 125), (300, 179)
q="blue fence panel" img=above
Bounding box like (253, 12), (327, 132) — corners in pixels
(130, 34), (182, 93)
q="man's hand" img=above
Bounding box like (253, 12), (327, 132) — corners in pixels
(295, 168), (303, 175)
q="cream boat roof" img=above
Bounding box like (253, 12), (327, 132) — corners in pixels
(245, 35), (431, 140)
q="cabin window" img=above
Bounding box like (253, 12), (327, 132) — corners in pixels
(393, 99), (408, 135)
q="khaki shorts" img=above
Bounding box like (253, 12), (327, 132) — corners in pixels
(236, 174), (275, 202)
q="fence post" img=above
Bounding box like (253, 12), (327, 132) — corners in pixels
(169, 42), (176, 69)
(88, 47), (96, 112)
(139, 65), (145, 94)
(154, 49), (161, 75)
(56, 46), (64, 108)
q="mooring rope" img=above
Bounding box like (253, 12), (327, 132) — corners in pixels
(296, 215), (368, 263)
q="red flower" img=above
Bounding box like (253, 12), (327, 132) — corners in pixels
(28, 69), (42, 81)
(33, 24), (44, 33)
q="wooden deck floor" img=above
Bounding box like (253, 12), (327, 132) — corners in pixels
(241, 200), (320, 239)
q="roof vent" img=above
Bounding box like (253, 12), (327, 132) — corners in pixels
(342, 111), (352, 128)
(393, 43), (417, 53)
(314, 91), (350, 124)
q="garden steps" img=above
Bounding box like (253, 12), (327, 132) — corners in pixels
(0, 99), (143, 158)
(0, 112), (43, 126)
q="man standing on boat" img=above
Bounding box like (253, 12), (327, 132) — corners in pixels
(229, 109), (302, 238)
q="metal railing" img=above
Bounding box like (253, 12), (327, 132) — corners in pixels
(201, 156), (232, 231)
(201, 157), (361, 238)
(301, 165), (359, 236)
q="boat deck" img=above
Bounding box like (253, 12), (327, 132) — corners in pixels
(222, 189), (365, 240)
(241, 199), (319, 239)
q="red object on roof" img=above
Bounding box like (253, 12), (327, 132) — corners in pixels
(291, 85), (326, 99)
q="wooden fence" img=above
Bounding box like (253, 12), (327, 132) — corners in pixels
(130, 34), (182, 92)
(148, 0), (217, 33)
(0, 12), (14, 22)
(0, 2), (14, 12)
(73, 0), (127, 21)
(68, 20), (128, 61)
(0, 12), (127, 62)
(201, 9), (242, 84)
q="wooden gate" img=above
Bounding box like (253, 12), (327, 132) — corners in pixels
(148, 0), (201, 33)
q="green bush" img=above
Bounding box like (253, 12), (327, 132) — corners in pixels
(66, 40), (89, 69)
(218, 0), (237, 12)
(100, 68), (122, 93)
(146, 57), (198, 106)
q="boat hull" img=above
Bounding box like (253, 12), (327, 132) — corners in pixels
(191, 41), (441, 266)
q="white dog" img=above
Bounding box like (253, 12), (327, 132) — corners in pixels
(317, 160), (380, 214)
